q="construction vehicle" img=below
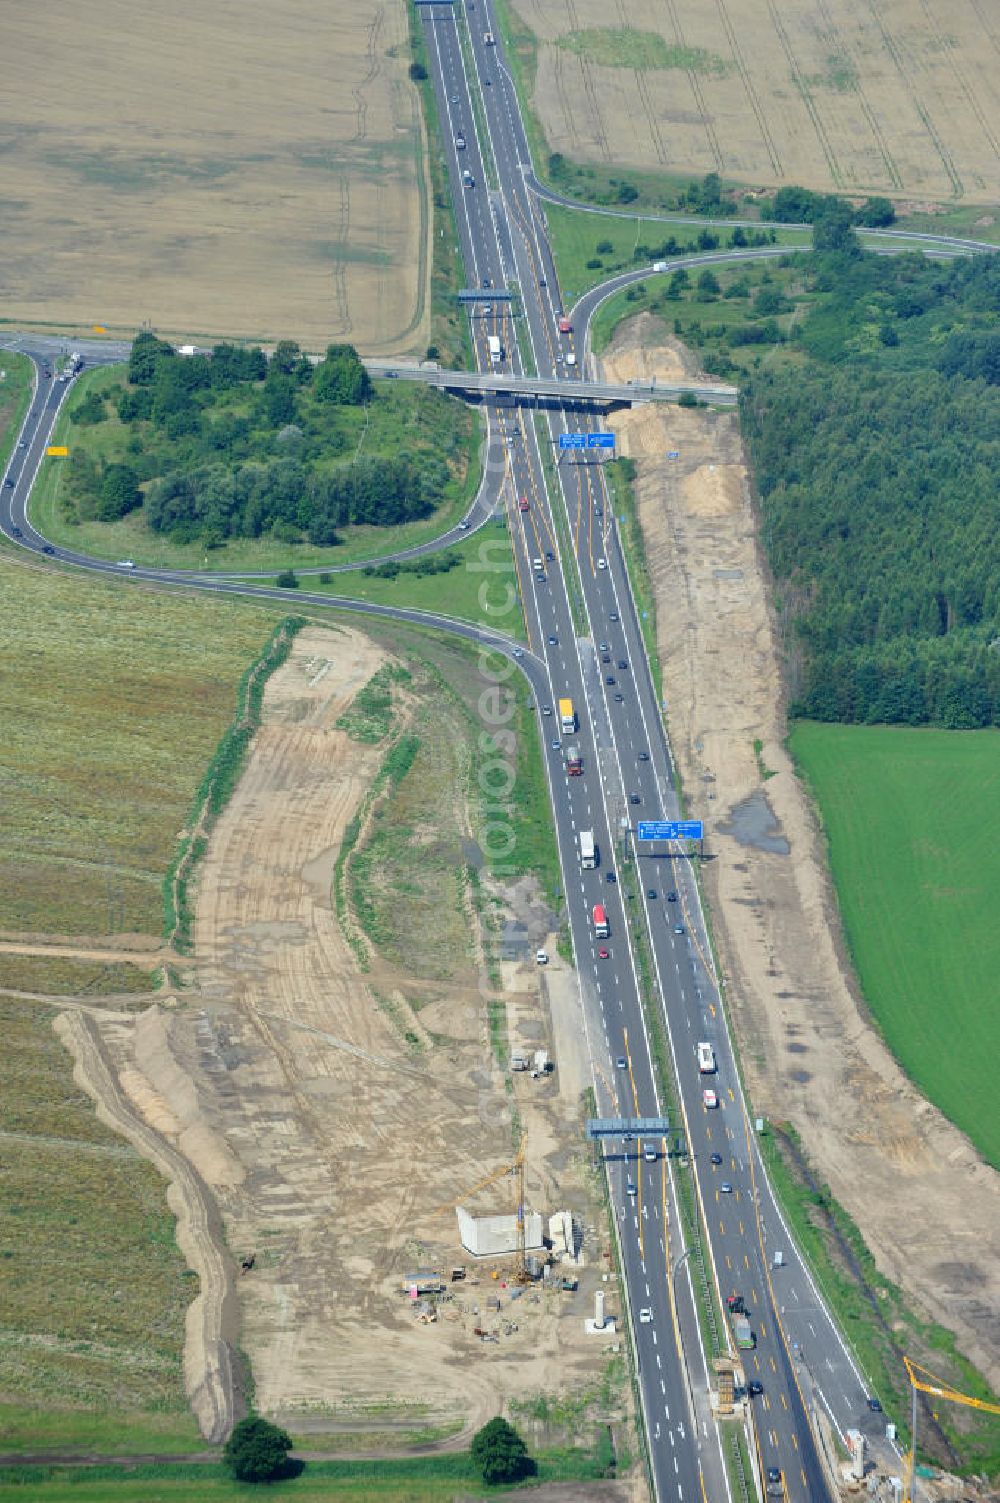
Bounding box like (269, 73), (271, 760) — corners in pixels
(903, 1357), (1000, 1502)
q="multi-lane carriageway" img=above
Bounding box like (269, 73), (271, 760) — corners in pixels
(419, 1), (885, 1499)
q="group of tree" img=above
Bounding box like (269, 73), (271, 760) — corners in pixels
(740, 248), (1000, 729)
(760, 184), (895, 228)
(220, 1412), (532, 1488)
(62, 333), (463, 546)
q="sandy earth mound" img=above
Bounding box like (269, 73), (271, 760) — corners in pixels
(601, 313), (1000, 1386)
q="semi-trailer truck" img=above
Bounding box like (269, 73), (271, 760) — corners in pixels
(579, 829), (596, 866)
(487, 334), (502, 365)
(559, 697), (576, 733)
(566, 745), (583, 777)
(592, 903), (609, 937)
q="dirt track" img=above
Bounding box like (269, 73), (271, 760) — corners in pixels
(602, 314), (1000, 1386)
(50, 624), (621, 1446)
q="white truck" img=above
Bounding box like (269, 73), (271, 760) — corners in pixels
(579, 829), (596, 868)
(487, 334), (502, 365)
(697, 1041), (716, 1074)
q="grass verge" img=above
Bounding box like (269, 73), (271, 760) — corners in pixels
(602, 457), (661, 703)
(0, 353), (33, 471)
(0, 956), (154, 997)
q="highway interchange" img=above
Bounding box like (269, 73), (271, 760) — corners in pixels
(1, 8), (993, 1499)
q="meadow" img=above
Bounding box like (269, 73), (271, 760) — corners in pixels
(0, 557), (283, 937)
(791, 722), (1000, 1169)
(1, 0), (427, 352)
(508, 0), (1000, 205)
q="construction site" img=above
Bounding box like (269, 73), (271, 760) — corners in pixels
(54, 622), (633, 1457)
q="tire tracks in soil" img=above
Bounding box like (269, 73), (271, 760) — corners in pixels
(53, 1009), (242, 1444)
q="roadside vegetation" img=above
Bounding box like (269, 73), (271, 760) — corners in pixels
(0, 955), (155, 997)
(32, 337), (479, 571)
(759, 1121), (1000, 1476)
(791, 722), (1000, 1170)
(0, 352), (33, 468)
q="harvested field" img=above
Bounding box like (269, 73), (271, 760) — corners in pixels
(600, 312), (1000, 1387)
(1, 0), (428, 351)
(64, 624), (622, 1448)
(511, 0), (1000, 201)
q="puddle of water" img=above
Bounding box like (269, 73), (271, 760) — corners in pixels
(718, 790), (790, 855)
(462, 837), (484, 869)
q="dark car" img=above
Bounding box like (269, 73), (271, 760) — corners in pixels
(609, 611), (619, 622)
(629, 793), (640, 805)
(614, 692), (624, 702)
(673, 924), (685, 935)
(481, 277), (492, 288)
(710, 1152), (723, 1165)
(667, 890), (677, 901)
(545, 550), (554, 561)
(647, 888), (656, 899)
(11, 525), (22, 537)
(606, 675), (616, 686)
(638, 751), (650, 761)
(3, 477), (13, 488)
(867, 1396), (883, 1413)
(548, 635), (558, 646)
(539, 276), (547, 287)
(606, 871), (616, 883)
(767, 1470), (781, 1487)
(602, 653), (611, 663)
(748, 1381), (763, 1397)
(42, 544), (55, 554)
(617, 659), (628, 670)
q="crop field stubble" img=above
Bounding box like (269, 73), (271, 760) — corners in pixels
(508, 0), (1000, 203)
(1, 0), (428, 351)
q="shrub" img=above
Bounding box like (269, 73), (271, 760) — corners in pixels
(223, 1415), (294, 1484)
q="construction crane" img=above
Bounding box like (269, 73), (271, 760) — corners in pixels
(903, 1356), (1000, 1502)
(431, 1135), (530, 1283)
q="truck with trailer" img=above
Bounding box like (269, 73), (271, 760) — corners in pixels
(559, 697), (576, 733)
(592, 903), (609, 937)
(565, 745), (583, 777)
(727, 1294), (754, 1349)
(579, 829), (596, 867)
(557, 316), (572, 334)
(697, 1041), (716, 1074)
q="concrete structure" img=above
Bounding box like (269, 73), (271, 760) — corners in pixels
(456, 1206), (543, 1258)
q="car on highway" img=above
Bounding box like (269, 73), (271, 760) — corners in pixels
(626, 1178), (636, 1197)
(605, 675), (615, 685)
(3, 478), (13, 488)
(602, 653), (611, 663)
(868, 1396), (883, 1413)
(512, 647), (524, 659)
(673, 923), (685, 935)
(598, 640), (609, 651)
(747, 1380), (763, 1397)
(667, 890), (677, 901)
(639, 1307), (653, 1324)
(541, 705), (552, 716)
(11, 526), (22, 537)
(518, 496), (529, 511)
(481, 277), (491, 288)
(545, 550), (554, 561)
(638, 752), (649, 761)
(646, 888), (656, 899)
(605, 871), (616, 883)
(597, 558), (607, 570)
(609, 611), (619, 622)
(18, 440), (27, 449)
(547, 634), (558, 645)
(617, 659), (628, 670)
(116, 559), (136, 569)
(42, 544), (55, 554)
(629, 793), (640, 805)
(598, 947), (610, 959)
(450, 93), (460, 103)
(455, 134), (466, 149)
(614, 692), (623, 701)
(643, 1144), (657, 1162)
(550, 738), (561, 750)
(720, 1182), (733, 1194)
(710, 1152), (723, 1165)
(702, 1088), (718, 1109)
(458, 519), (470, 530)
(616, 1055), (627, 1069)
(766, 1470), (782, 1488)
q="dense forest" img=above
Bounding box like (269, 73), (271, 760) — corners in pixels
(63, 334), (471, 548)
(739, 238), (1000, 728)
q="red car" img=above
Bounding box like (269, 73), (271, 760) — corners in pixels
(598, 947), (610, 959)
(518, 496), (529, 511)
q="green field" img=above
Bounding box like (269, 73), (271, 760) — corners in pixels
(257, 528), (525, 640)
(0, 954), (155, 996)
(30, 368), (481, 573)
(0, 557), (283, 935)
(791, 722), (1000, 1168)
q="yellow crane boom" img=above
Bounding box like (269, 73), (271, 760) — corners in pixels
(903, 1356), (1000, 1503)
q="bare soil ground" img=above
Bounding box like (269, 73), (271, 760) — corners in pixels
(600, 313), (1000, 1386)
(1, 0), (428, 352)
(512, 0), (1000, 201)
(56, 624), (624, 1449)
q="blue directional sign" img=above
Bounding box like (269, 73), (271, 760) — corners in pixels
(637, 820), (704, 841)
(559, 432), (586, 450)
(586, 432), (616, 450)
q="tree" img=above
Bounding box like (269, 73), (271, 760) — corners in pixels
(854, 195), (895, 227)
(97, 464), (141, 521)
(470, 1417), (533, 1486)
(128, 331), (175, 386)
(409, 61), (427, 81)
(696, 269), (721, 301)
(313, 344), (371, 405)
(812, 200), (859, 257)
(223, 1415), (294, 1483)
(275, 569), (299, 589)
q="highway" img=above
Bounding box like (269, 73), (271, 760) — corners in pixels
(0, 13), (929, 1499)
